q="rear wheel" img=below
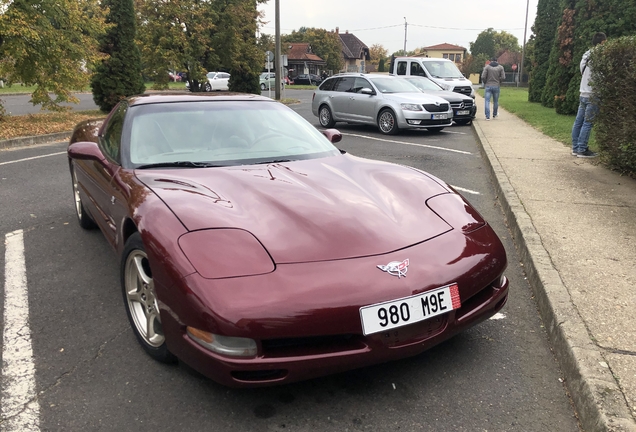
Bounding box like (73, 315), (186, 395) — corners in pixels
(378, 109), (399, 135)
(319, 105), (336, 128)
(121, 232), (177, 364)
(71, 165), (96, 230)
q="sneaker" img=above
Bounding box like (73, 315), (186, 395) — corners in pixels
(493, 115), (498, 119)
(485, 117), (490, 121)
(575, 149), (598, 158)
(571, 150), (578, 156)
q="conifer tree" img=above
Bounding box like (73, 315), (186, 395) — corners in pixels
(91, 0), (145, 112)
(528, 0), (562, 102)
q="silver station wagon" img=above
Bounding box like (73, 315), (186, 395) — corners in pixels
(312, 73), (453, 135)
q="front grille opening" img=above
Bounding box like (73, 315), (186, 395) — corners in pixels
(423, 103), (450, 112)
(262, 334), (365, 358)
(231, 369), (287, 382)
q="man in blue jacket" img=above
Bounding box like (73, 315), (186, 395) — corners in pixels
(571, 32), (607, 158)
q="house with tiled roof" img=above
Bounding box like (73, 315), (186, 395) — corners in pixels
(285, 43), (326, 79)
(336, 28), (370, 73)
(413, 43), (467, 64)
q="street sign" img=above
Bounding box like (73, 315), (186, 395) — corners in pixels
(266, 51), (274, 62)
(512, 63), (518, 71)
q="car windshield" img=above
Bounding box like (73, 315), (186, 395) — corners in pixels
(405, 77), (443, 91)
(207, 72), (217, 79)
(126, 101), (340, 167)
(369, 77), (421, 94)
(421, 61), (464, 79)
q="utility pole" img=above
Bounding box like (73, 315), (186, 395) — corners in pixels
(518, 0), (529, 87)
(403, 17), (407, 55)
(274, 0), (281, 100)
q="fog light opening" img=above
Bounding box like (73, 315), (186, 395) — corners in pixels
(187, 327), (257, 357)
(407, 119), (422, 125)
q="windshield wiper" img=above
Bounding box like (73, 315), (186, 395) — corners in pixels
(253, 159), (293, 165)
(136, 161), (222, 169)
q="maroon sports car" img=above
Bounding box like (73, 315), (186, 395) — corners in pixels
(67, 93), (509, 387)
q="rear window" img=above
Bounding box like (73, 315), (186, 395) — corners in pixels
(318, 77), (338, 91)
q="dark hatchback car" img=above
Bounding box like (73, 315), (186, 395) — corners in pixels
(67, 93), (508, 387)
(398, 75), (477, 125)
(293, 74), (323, 85)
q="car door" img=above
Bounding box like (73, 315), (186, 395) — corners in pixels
(82, 103), (128, 248)
(330, 77), (356, 121)
(348, 77), (376, 124)
(219, 73), (230, 90)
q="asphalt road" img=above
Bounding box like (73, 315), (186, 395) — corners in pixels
(0, 90), (581, 431)
(1, 93), (100, 115)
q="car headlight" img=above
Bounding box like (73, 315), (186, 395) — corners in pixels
(440, 83), (452, 91)
(187, 327), (257, 357)
(178, 229), (274, 279)
(401, 103), (423, 111)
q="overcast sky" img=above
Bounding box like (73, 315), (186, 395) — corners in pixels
(258, 0), (540, 55)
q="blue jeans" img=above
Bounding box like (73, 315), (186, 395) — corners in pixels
(484, 86), (501, 119)
(571, 96), (599, 153)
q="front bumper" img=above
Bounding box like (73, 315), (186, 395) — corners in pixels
(401, 110), (454, 129)
(159, 226), (508, 387)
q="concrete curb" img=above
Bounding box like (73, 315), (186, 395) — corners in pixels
(0, 132), (72, 150)
(472, 121), (636, 432)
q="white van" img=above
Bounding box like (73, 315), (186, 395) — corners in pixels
(390, 57), (475, 98)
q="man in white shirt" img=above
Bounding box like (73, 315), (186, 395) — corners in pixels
(571, 32), (607, 158)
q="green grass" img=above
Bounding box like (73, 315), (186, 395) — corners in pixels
(477, 87), (596, 150)
(0, 81), (186, 94)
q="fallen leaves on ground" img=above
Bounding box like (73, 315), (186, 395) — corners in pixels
(0, 110), (106, 140)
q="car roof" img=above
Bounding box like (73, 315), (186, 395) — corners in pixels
(127, 93), (273, 107)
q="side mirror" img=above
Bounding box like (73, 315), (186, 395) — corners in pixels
(68, 141), (105, 161)
(321, 129), (342, 144)
(360, 88), (374, 95)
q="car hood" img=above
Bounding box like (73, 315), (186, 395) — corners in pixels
(421, 90), (470, 103)
(384, 92), (449, 105)
(135, 154), (453, 264)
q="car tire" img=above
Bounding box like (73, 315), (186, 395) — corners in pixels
(261, 83), (266, 90)
(71, 165), (97, 230)
(121, 232), (177, 364)
(454, 119), (472, 126)
(319, 105), (336, 128)
(427, 128), (445, 133)
(378, 109), (399, 135)
(204, 82), (212, 92)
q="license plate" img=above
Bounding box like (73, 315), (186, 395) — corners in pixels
(359, 284), (461, 335)
(456, 110), (470, 115)
(432, 114), (448, 120)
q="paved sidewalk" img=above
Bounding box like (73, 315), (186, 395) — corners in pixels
(474, 94), (636, 431)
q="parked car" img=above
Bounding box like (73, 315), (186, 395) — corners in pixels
(67, 93), (509, 387)
(186, 71), (231, 92)
(397, 75), (476, 125)
(390, 57), (475, 98)
(312, 73), (453, 134)
(293, 74), (322, 85)
(259, 72), (284, 90)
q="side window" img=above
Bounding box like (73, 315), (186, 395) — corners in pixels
(100, 103), (126, 162)
(410, 62), (425, 77)
(335, 77), (355, 92)
(319, 77), (337, 91)
(397, 61), (407, 75)
(353, 78), (372, 93)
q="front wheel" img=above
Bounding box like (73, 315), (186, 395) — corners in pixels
(378, 109), (399, 135)
(121, 232), (177, 364)
(204, 82), (212, 92)
(260, 83), (266, 90)
(319, 105), (336, 128)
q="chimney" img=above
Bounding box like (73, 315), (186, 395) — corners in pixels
(335, 27), (339, 34)
(345, 30), (349, 34)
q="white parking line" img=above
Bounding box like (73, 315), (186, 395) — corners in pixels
(451, 185), (481, 195)
(0, 151), (66, 166)
(2, 230), (40, 431)
(341, 133), (472, 155)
